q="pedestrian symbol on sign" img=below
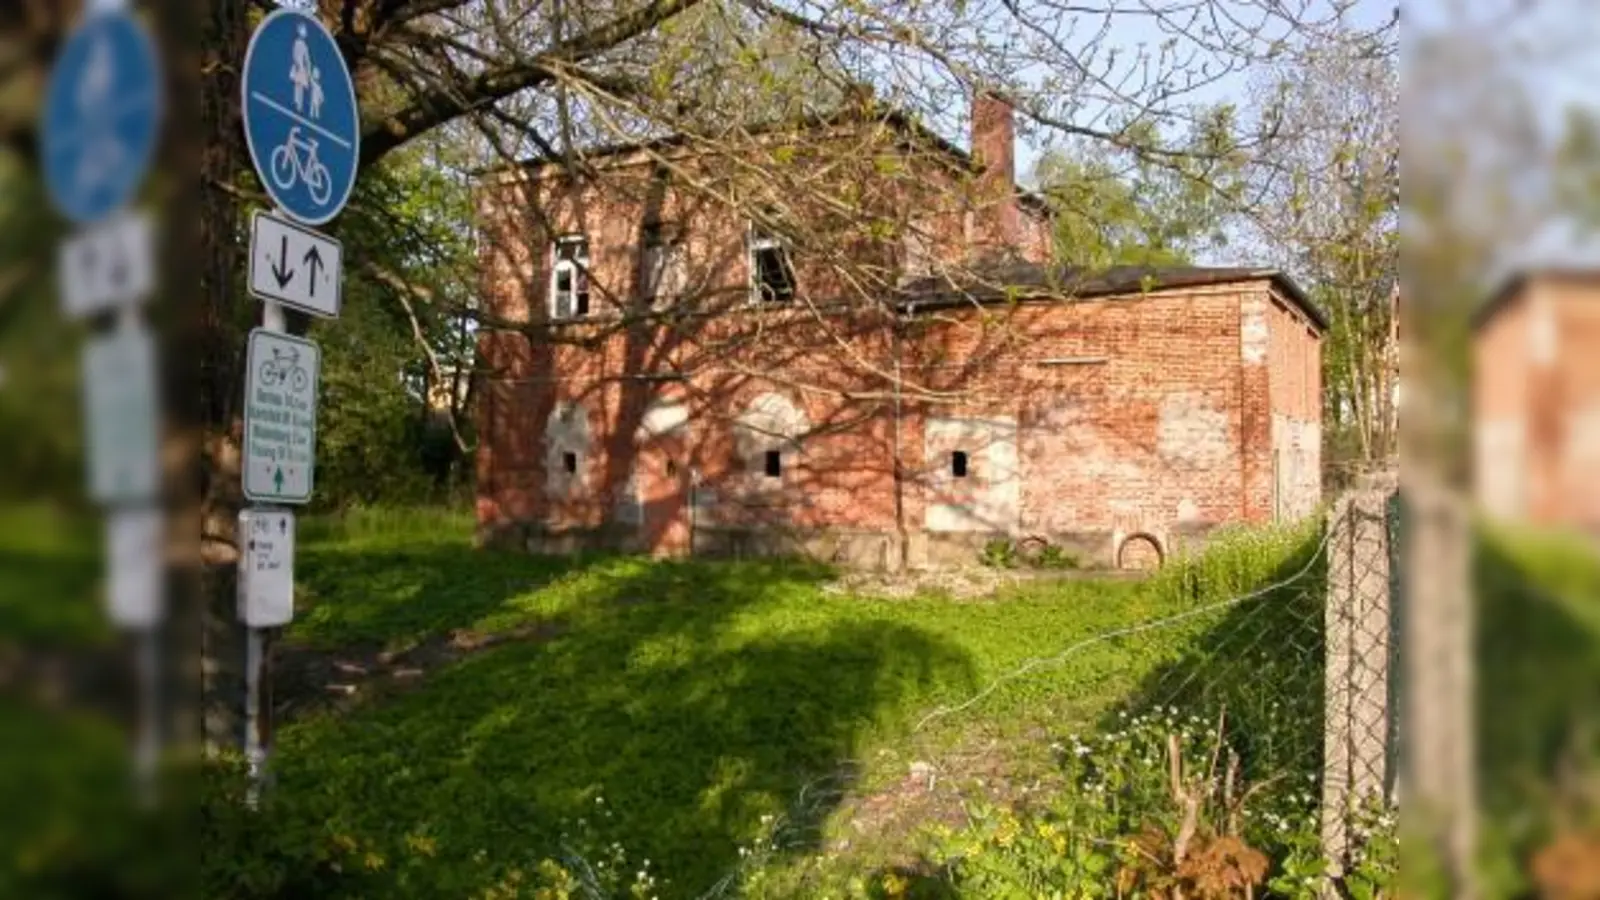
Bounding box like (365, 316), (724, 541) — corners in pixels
(39, 8), (163, 224)
(241, 9), (360, 225)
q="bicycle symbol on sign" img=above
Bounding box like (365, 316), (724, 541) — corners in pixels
(267, 23), (332, 205)
(270, 126), (332, 205)
(258, 346), (309, 392)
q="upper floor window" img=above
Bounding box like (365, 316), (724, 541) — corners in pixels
(549, 235), (590, 319)
(640, 223), (685, 309)
(748, 222), (795, 305)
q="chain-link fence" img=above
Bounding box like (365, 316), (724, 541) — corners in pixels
(1120, 474), (1405, 896)
(892, 475), (1408, 898)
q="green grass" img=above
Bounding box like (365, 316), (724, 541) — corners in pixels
(0, 502), (1327, 898)
(0, 502), (109, 648)
(218, 509), (1326, 899)
(1475, 522), (1600, 893)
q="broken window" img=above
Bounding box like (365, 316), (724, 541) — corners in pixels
(640, 223), (685, 307)
(951, 450), (969, 478)
(563, 451), (578, 475)
(749, 222), (795, 304)
(549, 235), (590, 319)
(764, 450), (782, 478)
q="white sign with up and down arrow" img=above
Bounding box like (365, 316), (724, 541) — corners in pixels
(248, 210), (342, 318)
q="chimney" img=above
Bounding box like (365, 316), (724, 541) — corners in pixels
(970, 89), (1019, 255)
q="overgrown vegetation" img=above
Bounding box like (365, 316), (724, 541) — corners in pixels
(178, 512), (1338, 898)
(0, 498), (1402, 900)
(977, 537), (1082, 571)
(922, 710), (1396, 900)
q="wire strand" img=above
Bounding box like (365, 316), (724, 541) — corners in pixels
(911, 526), (1334, 734)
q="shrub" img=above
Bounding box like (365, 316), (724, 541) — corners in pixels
(922, 705), (1388, 899)
(1035, 544), (1081, 570)
(978, 539), (1017, 569)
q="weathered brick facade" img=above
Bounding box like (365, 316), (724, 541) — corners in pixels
(1473, 271), (1600, 530)
(473, 98), (1325, 568)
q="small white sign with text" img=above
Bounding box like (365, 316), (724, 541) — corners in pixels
(107, 507), (164, 628)
(238, 508), (295, 627)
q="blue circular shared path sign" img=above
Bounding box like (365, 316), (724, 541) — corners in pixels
(241, 9), (360, 225)
(40, 9), (164, 224)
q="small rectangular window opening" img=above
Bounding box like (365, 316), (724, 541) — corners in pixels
(550, 235), (590, 318)
(764, 450), (782, 478)
(951, 450), (969, 478)
(562, 451), (578, 474)
(640, 223), (682, 304)
(750, 223), (796, 304)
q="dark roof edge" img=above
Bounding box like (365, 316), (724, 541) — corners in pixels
(1264, 271), (1329, 332)
(1472, 267), (1600, 330)
(900, 268), (1327, 331)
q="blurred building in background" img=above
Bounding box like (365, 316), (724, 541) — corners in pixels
(1473, 269), (1600, 530)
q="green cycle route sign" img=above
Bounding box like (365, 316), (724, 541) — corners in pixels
(242, 328), (319, 504)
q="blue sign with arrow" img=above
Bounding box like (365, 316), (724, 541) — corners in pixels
(39, 9), (164, 224)
(241, 9), (359, 225)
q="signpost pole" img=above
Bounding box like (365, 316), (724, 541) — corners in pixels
(40, 0), (166, 803)
(134, 623), (160, 804)
(243, 625), (264, 807)
(245, 290), (285, 802)
(235, 5), (355, 804)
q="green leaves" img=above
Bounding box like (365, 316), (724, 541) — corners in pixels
(1033, 110), (1242, 272)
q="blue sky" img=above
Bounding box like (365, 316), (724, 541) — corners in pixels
(1404, 0), (1599, 136)
(1403, 0), (1600, 268)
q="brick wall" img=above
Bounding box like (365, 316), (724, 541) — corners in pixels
(1265, 287), (1323, 521)
(1473, 287), (1529, 520)
(473, 120), (1320, 567)
(894, 288), (1257, 565)
(1548, 281), (1600, 527)
(473, 124), (1050, 330)
(476, 279), (1311, 567)
(1475, 275), (1600, 528)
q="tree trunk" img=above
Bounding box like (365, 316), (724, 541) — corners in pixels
(198, 0), (252, 753)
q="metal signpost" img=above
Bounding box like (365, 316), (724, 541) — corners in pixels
(239, 6), (356, 800)
(40, 0), (165, 799)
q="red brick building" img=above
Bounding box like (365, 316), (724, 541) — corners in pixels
(1474, 270), (1600, 530)
(473, 94), (1326, 569)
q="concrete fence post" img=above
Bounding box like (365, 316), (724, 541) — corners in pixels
(1401, 480), (1477, 898)
(1321, 474), (1399, 888)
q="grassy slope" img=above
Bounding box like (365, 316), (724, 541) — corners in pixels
(1475, 523), (1600, 891)
(252, 508), (1321, 898)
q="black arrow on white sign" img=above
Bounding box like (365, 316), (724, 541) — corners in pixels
(303, 246), (324, 297)
(271, 233), (295, 288)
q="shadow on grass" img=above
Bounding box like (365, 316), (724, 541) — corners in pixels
(290, 541), (599, 653)
(232, 548), (978, 899)
(1474, 527), (1600, 886)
